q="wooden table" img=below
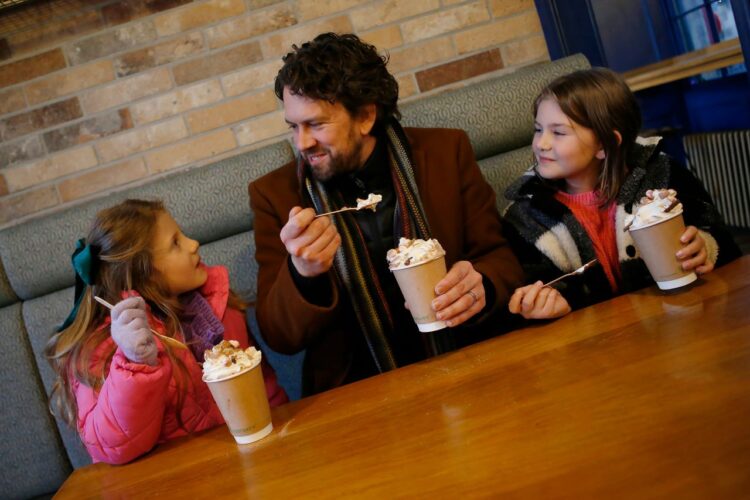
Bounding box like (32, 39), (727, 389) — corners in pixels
(56, 256), (750, 499)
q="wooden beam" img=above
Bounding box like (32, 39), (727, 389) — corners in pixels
(622, 38), (744, 91)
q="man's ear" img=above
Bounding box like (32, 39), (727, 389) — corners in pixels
(357, 104), (378, 136)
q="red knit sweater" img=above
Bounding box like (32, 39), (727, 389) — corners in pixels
(554, 190), (620, 292)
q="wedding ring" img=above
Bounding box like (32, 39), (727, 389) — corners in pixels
(467, 289), (479, 306)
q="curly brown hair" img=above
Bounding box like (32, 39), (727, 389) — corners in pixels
(274, 32), (400, 131)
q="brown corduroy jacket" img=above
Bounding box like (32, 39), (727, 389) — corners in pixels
(248, 127), (524, 395)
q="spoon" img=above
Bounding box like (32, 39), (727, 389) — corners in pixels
(543, 259), (598, 288)
(94, 296), (187, 350)
(314, 194), (382, 218)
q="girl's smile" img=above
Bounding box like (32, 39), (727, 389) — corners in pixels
(533, 98), (605, 194)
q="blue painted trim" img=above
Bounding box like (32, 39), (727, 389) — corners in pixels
(583, 0), (608, 67)
(731, 0), (750, 86)
(641, 0), (662, 60)
(534, 0), (565, 60)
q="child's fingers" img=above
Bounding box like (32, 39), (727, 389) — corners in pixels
(539, 288), (558, 316)
(695, 261), (715, 275)
(509, 284), (534, 313)
(681, 247), (707, 271)
(520, 281), (543, 311)
(677, 234), (704, 261)
(679, 225), (698, 244)
(508, 288), (525, 313)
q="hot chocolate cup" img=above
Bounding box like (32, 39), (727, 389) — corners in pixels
(391, 254), (448, 332)
(203, 362), (272, 444)
(629, 211), (697, 290)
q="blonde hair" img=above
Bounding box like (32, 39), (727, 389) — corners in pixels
(45, 199), (221, 428)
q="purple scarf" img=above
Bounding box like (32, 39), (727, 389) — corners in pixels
(180, 291), (224, 362)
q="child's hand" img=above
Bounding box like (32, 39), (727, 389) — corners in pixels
(110, 296), (158, 366)
(508, 281), (571, 320)
(641, 188), (677, 205)
(677, 225), (713, 275)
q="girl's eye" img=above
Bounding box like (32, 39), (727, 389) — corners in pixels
(553, 130), (566, 136)
(533, 127), (542, 133)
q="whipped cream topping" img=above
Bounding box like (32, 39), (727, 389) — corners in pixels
(356, 193), (382, 211)
(626, 189), (683, 230)
(202, 340), (261, 382)
(386, 237), (445, 270)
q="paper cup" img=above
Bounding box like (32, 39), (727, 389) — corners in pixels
(203, 363), (272, 444)
(629, 211), (697, 290)
(391, 255), (448, 332)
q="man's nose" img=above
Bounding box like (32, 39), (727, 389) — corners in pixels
(296, 126), (316, 151)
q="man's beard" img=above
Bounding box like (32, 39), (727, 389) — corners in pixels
(305, 135), (364, 182)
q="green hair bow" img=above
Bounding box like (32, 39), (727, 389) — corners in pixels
(58, 238), (99, 332)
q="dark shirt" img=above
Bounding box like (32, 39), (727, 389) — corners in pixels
(290, 136), (425, 382)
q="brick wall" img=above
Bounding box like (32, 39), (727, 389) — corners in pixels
(0, 0), (548, 227)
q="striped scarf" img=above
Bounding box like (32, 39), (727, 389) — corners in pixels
(298, 120), (431, 373)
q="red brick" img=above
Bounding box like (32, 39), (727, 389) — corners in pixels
(204, 5), (297, 49)
(416, 49), (503, 92)
(0, 136), (46, 169)
(0, 87), (26, 115)
(248, 0), (283, 8)
(115, 32), (204, 77)
(154, 0), (245, 37)
(67, 22), (157, 65)
(4, 11), (103, 59)
(0, 98), (82, 142)
(24, 60), (115, 106)
(0, 185), (60, 225)
(58, 158), (148, 202)
(3, 146), (98, 192)
(103, 0), (193, 27)
(0, 49), (67, 88)
(42, 109), (133, 153)
(172, 42), (262, 86)
(0, 39), (10, 61)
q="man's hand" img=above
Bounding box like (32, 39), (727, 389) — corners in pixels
(677, 225), (713, 275)
(429, 260), (485, 327)
(508, 281), (571, 320)
(281, 207), (341, 278)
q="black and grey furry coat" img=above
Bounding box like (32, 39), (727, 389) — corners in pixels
(502, 138), (741, 310)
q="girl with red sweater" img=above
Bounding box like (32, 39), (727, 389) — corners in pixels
(503, 68), (740, 320)
(46, 199), (287, 465)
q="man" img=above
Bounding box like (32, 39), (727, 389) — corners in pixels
(249, 33), (523, 395)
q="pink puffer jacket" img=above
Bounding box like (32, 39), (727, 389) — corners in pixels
(74, 265), (288, 464)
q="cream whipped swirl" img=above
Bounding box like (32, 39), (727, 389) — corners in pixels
(386, 237), (445, 270)
(356, 193), (382, 211)
(626, 189), (683, 230)
(202, 340), (261, 382)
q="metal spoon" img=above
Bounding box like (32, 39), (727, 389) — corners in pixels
(543, 259), (598, 288)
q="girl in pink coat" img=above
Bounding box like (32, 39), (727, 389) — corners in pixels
(46, 199), (288, 465)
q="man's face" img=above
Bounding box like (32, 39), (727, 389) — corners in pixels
(283, 87), (375, 181)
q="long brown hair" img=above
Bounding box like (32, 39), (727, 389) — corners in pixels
(534, 67), (642, 204)
(45, 199), (238, 428)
